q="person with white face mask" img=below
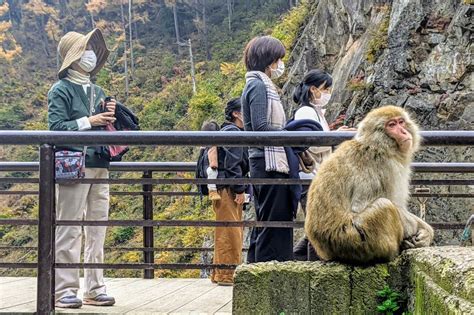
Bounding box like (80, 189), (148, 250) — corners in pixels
(48, 29), (116, 309)
(241, 36), (297, 263)
(291, 69), (356, 261)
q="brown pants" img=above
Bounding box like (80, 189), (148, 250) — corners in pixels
(211, 188), (243, 283)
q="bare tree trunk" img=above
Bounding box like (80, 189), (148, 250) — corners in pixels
(172, 3), (182, 54)
(134, 19), (139, 43)
(202, 0), (211, 60)
(194, 0), (200, 21)
(7, 1), (12, 22)
(19, 0), (24, 23)
(120, 1), (129, 98)
(227, 0), (232, 32)
(188, 39), (196, 95)
(90, 11), (95, 28)
(38, 16), (49, 57)
(128, 0), (135, 78)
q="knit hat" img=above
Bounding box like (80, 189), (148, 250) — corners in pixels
(224, 98), (242, 121)
(57, 28), (110, 79)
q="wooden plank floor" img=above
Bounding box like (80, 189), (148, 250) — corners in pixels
(0, 277), (233, 314)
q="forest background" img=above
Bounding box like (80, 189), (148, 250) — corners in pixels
(0, 0), (309, 277)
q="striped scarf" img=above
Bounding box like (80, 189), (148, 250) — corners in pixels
(246, 71), (289, 174)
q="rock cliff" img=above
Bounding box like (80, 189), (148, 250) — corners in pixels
(282, 0), (473, 245)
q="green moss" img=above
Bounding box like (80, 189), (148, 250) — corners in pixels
(347, 80), (374, 92)
(366, 10), (391, 64)
(272, 0), (311, 61)
(352, 264), (393, 314)
(310, 262), (351, 314)
(233, 262), (313, 314)
(412, 266), (473, 314)
(233, 250), (473, 314)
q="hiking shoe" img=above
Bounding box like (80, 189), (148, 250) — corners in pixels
(55, 296), (82, 309)
(83, 294), (115, 306)
(209, 190), (221, 201)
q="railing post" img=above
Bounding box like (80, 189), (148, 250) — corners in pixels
(37, 144), (55, 314)
(143, 170), (154, 279)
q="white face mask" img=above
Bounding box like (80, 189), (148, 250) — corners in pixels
(78, 50), (97, 73)
(311, 91), (332, 107)
(319, 92), (332, 106)
(270, 60), (285, 79)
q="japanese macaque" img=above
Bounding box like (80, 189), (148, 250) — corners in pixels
(305, 106), (434, 264)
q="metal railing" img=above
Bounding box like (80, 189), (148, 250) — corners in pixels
(0, 130), (473, 314)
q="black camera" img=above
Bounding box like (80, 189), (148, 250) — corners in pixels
(101, 96), (115, 113)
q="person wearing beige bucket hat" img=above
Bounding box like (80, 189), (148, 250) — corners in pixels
(48, 28), (116, 309)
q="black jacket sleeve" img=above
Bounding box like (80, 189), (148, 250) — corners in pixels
(220, 124), (247, 194)
(223, 145), (245, 194)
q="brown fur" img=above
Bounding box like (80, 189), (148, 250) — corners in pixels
(305, 106), (434, 264)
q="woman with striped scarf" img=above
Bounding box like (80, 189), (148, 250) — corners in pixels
(241, 36), (294, 263)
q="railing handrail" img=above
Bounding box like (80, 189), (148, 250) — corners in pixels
(1, 161), (473, 173)
(0, 161), (197, 172)
(0, 130), (472, 146)
(0, 132), (472, 314)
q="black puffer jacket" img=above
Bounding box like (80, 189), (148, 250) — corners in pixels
(114, 101), (140, 130)
(216, 122), (249, 194)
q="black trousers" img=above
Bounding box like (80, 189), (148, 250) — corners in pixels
(293, 185), (319, 261)
(247, 157), (294, 263)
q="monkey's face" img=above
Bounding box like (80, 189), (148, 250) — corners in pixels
(385, 116), (413, 153)
(356, 105), (420, 158)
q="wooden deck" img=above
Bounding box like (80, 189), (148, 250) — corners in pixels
(0, 277), (233, 314)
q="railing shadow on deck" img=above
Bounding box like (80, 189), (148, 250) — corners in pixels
(0, 130), (473, 314)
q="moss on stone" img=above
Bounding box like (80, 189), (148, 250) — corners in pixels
(366, 11), (390, 64)
(233, 247), (473, 314)
(412, 265), (473, 314)
(352, 266), (388, 314)
(309, 262), (351, 314)
(233, 261), (312, 314)
(404, 247), (474, 304)
(347, 80), (374, 92)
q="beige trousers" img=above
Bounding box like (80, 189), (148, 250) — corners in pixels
(55, 168), (109, 300)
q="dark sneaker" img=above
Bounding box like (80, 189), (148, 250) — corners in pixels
(293, 236), (309, 261)
(83, 294), (115, 306)
(55, 295), (82, 309)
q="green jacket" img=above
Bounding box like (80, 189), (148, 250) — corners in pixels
(48, 79), (110, 168)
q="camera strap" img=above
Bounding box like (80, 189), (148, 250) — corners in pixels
(82, 83), (96, 168)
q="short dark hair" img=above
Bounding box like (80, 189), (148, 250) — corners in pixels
(293, 69), (333, 106)
(224, 98), (242, 122)
(243, 36), (286, 72)
(201, 120), (220, 131)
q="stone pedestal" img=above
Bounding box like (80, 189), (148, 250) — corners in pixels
(233, 246), (473, 314)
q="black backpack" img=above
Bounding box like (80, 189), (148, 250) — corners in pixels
(195, 147), (210, 196)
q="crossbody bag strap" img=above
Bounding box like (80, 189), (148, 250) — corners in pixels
(82, 83), (96, 167)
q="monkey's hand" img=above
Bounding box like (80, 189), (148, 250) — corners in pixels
(412, 226), (434, 247)
(401, 237), (416, 250)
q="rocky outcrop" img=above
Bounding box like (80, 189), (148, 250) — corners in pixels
(283, 0), (472, 127)
(233, 247), (474, 314)
(282, 0), (473, 245)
